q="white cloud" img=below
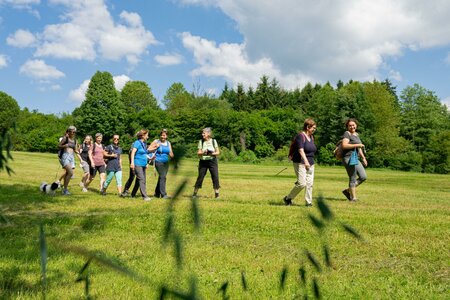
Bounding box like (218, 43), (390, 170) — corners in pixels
(69, 74), (131, 102)
(441, 96), (450, 110)
(154, 53), (184, 66)
(388, 70), (402, 82)
(113, 74), (131, 91)
(0, 54), (8, 68)
(68, 79), (90, 102)
(19, 59), (65, 79)
(179, 0), (450, 86)
(50, 84), (61, 91)
(6, 29), (36, 48)
(30, 0), (157, 64)
(0, 0), (40, 17)
(181, 32), (312, 89)
(0, 0), (40, 6)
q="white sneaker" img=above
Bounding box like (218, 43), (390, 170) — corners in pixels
(79, 182), (84, 187)
(143, 197), (152, 201)
(82, 188), (88, 192)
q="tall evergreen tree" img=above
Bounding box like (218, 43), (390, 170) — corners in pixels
(73, 71), (125, 139)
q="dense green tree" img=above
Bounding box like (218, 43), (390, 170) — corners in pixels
(400, 84), (450, 151)
(73, 71), (126, 139)
(254, 75), (272, 109)
(0, 91), (20, 132)
(121, 81), (158, 114)
(14, 108), (71, 152)
(163, 82), (191, 114)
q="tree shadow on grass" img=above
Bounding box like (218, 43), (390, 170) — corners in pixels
(0, 183), (82, 212)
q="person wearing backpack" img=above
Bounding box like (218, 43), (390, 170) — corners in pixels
(87, 133), (107, 193)
(192, 127), (221, 199)
(78, 135), (93, 192)
(58, 125), (78, 195)
(152, 129), (174, 199)
(283, 118), (317, 206)
(101, 134), (123, 196)
(341, 118), (367, 202)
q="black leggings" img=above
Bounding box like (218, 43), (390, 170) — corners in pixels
(194, 159), (220, 189)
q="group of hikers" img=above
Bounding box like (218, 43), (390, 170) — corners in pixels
(57, 127), (221, 201)
(56, 118), (367, 205)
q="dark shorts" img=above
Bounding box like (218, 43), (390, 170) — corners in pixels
(91, 165), (106, 177)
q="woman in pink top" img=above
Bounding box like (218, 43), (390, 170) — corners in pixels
(86, 133), (107, 192)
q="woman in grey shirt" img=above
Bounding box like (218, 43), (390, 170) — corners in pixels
(341, 118), (367, 202)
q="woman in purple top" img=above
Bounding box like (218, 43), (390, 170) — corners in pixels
(283, 118), (317, 206)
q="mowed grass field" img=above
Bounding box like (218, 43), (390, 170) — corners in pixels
(0, 151), (449, 299)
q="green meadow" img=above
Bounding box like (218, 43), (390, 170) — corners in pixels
(0, 152), (449, 299)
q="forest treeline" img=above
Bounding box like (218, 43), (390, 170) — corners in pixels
(1, 71), (449, 173)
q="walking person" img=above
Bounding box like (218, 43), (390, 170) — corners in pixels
(152, 129), (174, 199)
(87, 133), (107, 192)
(57, 126), (78, 195)
(129, 129), (156, 201)
(121, 139), (138, 197)
(283, 118), (317, 206)
(341, 118), (367, 202)
(78, 135), (93, 192)
(192, 127), (221, 199)
(101, 134), (123, 196)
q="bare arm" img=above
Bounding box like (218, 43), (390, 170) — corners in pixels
(299, 148), (310, 169)
(342, 138), (364, 150)
(130, 148), (137, 169)
(169, 142), (174, 158)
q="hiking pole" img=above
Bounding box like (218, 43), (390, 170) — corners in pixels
(275, 167), (288, 176)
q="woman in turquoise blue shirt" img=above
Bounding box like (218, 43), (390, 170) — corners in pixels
(151, 129), (174, 199)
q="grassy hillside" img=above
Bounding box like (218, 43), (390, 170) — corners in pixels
(0, 152), (449, 299)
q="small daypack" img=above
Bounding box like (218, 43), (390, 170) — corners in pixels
(57, 136), (68, 159)
(333, 140), (344, 160)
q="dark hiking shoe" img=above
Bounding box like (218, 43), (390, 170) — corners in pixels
(342, 189), (351, 201)
(283, 196), (292, 206)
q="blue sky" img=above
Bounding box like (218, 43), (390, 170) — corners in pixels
(1, 0), (449, 114)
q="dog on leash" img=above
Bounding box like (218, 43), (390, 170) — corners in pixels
(40, 181), (61, 195)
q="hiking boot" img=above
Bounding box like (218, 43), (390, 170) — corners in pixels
(79, 182), (84, 188)
(121, 191), (129, 197)
(62, 189), (71, 196)
(342, 189), (351, 201)
(283, 196), (292, 206)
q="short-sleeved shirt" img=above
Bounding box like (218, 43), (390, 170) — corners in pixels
(105, 144), (122, 172)
(91, 143), (105, 167)
(342, 131), (362, 158)
(292, 133), (317, 165)
(132, 140), (148, 167)
(198, 139), (218, 161)
(154, 140), (171, 163)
